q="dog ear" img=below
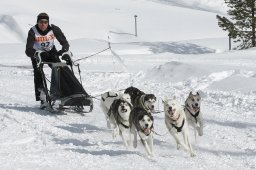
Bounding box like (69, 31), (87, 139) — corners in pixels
(189, 91), (193, 96)
(191, 91), (200, 96)
(149, 114), (154, 121)
(112, 99), (121, 111)
(162, 96), (168, 103)
(127, 101), (133, 108)
(138, 114), (144, 121)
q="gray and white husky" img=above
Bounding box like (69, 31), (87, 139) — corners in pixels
(184, 91), (204, 137)
(124, 86), (156, 113)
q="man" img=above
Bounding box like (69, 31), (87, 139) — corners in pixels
(25, 12), (72, 109)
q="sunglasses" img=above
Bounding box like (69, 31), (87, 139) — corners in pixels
(39, 20), (48, 24)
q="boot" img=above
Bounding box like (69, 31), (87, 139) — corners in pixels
(40, 100), (48, 110)
(39, 88), (47, 109)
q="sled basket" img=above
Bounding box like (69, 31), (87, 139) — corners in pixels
(48, 63), (93, 111)
(61, 94), (92, 106)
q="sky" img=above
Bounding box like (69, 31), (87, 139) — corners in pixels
(0, 0), (255, 170)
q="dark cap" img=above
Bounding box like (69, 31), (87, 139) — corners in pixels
(37, 12), (49, 23)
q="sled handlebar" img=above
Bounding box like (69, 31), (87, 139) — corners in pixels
(35, 51), (73, 67)
(38, 61), (70, 67)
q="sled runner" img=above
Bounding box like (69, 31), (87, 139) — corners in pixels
(36, 53), (93, 113)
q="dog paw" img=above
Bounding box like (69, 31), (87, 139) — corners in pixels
(123, 142), (129, 149)
(198, 129), (203, 136)
(147, 153), (154, 158)
(127, 139), (132, 146)
(126, 140), (132, 147)
(190, 152), (196, 157)
(177, 144), (181, 150)
(107, 122), (111, 129)
(149, 151), (154, 157)
(112, 128), (119, 138)
(133, 141), (137, 148)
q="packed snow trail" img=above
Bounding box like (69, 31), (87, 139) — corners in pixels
(0, 55), (255, 169)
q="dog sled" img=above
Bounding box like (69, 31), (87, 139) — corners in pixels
(36, 52), (93, 114)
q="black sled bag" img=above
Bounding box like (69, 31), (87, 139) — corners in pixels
(50, 63), (91, 106)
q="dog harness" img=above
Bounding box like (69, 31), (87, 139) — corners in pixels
(138, 95), (151, 112)
(171, 118), (185, 132)
(120, 122), (129, 129)
(101, 92), (118, 102)
(185, 105), (200, 123)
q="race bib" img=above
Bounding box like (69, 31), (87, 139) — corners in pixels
(32, 26), (55, 51)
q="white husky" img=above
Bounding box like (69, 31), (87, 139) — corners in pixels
(163, 97), (196, 157)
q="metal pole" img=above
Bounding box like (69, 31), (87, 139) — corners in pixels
(134, 15), (138, 36)
(229, 35), (231, 50)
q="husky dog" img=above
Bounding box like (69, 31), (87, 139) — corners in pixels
(100, 91), (131, 128)
(129, 107), (154, 156)
(108, 99), (133, 147)
(124, 86), (156, 113)
(163, 97), (196, 157)
(184, 91), (203, 137)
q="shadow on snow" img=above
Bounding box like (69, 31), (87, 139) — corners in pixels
(136, 42), (215, 54)
(205, 118), (256, 129)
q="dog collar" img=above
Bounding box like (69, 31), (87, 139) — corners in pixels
(101, 92), (118, 102)
(120, 122), (129, 129)
(171, 118), (185, 132)
(117, 113), (130, 129)
(139, 95), (147, 110)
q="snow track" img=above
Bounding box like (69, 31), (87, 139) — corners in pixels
(0, 60), (255, 169)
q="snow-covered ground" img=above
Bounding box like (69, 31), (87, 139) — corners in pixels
(0, 0), (255, 169)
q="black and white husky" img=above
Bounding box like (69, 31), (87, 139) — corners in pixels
(124, 86), (156, 113)
(129, 107), (154, 156)
(108, 99), (133, 148)
(184, 91), (204, 137)
(163, 97), (196, 157)
(100, 91), (131, 128)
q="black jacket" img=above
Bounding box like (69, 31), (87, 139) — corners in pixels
(25, 24), (69, 58)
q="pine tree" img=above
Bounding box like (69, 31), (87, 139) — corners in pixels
(216, 0), (256, 49)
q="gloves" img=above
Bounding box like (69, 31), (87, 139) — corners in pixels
(57, 49), (68, 56)
(34, 51), (49, 64)
(34, 51), (49, 59)
(57, 50), (63, 56)
(62, 54), (72, 65)
(40, 51), (50, 59)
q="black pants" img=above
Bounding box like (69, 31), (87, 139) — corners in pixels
(31, 55), (61, 101)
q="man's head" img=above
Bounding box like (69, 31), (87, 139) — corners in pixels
(37, 12), (49, 31)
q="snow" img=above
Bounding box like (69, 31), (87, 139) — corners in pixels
(0, 0), (256, 169)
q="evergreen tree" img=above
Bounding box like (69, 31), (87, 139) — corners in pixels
(216, 0), (256, 49)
